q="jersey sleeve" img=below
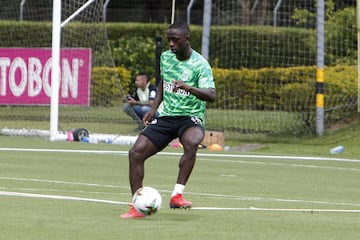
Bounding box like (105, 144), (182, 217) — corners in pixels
(198, 62), (215, 89)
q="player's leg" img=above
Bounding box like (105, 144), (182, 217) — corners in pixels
(170, 126), (204, 209)
(177, 126), (204, 184)
(128, 134), (158, 195)
(120, 135), (158, 219)
(121, 119), (173, 218)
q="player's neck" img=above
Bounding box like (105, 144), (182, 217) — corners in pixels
(176, 48), (192, 61)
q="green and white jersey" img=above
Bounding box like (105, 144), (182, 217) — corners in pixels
(160, 49), (215, 123)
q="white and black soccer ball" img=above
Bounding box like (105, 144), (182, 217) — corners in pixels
(132, 187), (162, 216)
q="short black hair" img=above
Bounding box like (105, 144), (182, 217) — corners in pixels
(136, 73), (149, 82)
(168, 21), (190, 36)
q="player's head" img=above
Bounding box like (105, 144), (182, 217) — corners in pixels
(167, 21), (191, 59)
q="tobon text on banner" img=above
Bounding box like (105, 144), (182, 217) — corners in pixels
(0, 48), (91, 106)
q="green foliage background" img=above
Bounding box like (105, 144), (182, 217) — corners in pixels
(0, 6), (356, 129)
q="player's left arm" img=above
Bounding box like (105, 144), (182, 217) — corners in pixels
(173, 64), (216, 102)
(183, 83), (216, 102)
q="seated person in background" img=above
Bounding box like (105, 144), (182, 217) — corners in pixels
(123, 73), (159, 128)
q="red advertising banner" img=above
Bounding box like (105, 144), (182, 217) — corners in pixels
(0, 48), (91, 106)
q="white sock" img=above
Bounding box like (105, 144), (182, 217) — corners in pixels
(171, 184), (185, 197)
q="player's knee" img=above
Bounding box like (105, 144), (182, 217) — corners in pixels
(182, 140), (200, 153)
(129, 147), (143, 162)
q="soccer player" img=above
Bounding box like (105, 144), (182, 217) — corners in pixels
(120, 21), (216, 218)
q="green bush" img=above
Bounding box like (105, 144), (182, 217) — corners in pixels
(210, 26), (316, 69)
(91, 66), (131, 106)
(291, 4), (357, 65)
(326, 7), (357, 65)
(109, 36), (156, 77)
(212, 66), (357, 126)
(0, 21), (356, 124)
(1, 21), (355, 71)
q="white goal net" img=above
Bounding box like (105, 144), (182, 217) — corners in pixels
(0, 0), (357, 144)
(0, 0), (134, 142)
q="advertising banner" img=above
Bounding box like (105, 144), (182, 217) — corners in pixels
(0, 48), (91, 106)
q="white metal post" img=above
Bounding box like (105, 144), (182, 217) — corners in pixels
(103, 0), (112, 22)
(186, 0), (197, 25)
(201, 0), (212, 60)
(20, 0), (26, 21)
(61, 0), (96, 27)
(171, 0), (176, 23)
(50, 0), (61, 141)
(273, 0), (283, 27)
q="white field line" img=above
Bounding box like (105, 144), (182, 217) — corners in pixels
(1, 147), (359, 174)
(0, 186), (126, 196)
(1, 190), (360, 214)
(1, 147), (360, 210)
(0, 191), (129, 205)
(197, 158), (360, 172)
(1, 147), (360, 163)
(0, 148), (128, 155)
(1, 177), (360, 208)
(192, 206), (360, 213)
(0, 176), (127, 189)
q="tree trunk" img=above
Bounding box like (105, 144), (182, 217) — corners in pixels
(241, 0), (250, 26)
(256, 0), (268, 25)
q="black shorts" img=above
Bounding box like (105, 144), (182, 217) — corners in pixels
(140, 116), (204, 151)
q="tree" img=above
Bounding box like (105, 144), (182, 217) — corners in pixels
(238, 0), (269, 25)
(240, 0), (251, 25)
(255, 0), (268, 25)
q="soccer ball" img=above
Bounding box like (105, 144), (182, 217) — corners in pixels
(132, 187), (162, 216)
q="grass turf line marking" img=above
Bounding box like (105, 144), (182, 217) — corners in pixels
(2, 177), (360, 208)
(0, 191), (129, 205)
(1, 148), (360, 208)
(1, 191), (359, 214)
(0, 147), (128, 155)
(0, 176), (127, 189)
(198, 158), (360, 172)
(1, 147), (360, 163)
(192, 207), (360, 213)
(0, 186), (127, 196)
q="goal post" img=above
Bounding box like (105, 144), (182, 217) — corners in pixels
(50, 0), (61, 141)
(50, 0), (97, 141)
(0, 0), (133, 142)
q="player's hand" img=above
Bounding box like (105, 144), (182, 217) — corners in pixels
(143, 111), (154, 126)
(172, 79), (189, 92)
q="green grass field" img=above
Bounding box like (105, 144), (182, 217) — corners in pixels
(0, 131), (359, 240)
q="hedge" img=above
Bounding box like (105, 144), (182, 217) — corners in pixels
(212, 65), (357, 125)
(0, 21), (357, 124)
(91, 65), (357, 127)
(91, 66), (131, 106)
(0, 21), (316, 71)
